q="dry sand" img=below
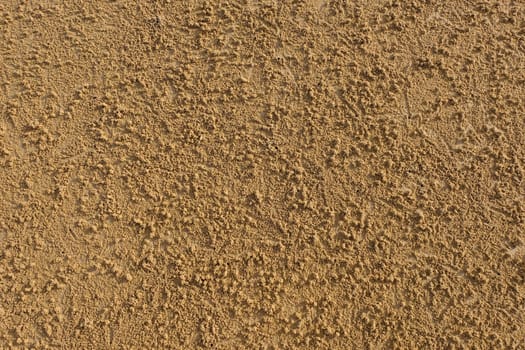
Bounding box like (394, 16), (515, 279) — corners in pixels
(1, 1), (524, 349)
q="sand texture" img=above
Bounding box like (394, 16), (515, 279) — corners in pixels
(1, 1), (524, 349)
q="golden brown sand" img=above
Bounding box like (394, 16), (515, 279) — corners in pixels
(1, 1), (524, 349)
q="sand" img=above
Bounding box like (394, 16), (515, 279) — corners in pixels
(1, 1), (524, 349)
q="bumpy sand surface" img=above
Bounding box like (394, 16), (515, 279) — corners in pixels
(1, 1), (524, 349)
